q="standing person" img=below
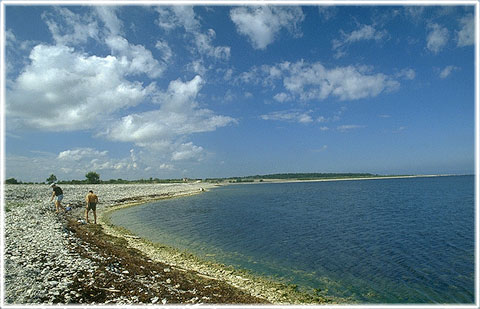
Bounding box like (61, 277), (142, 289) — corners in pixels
(85, 190), (98, 224)
(50, 183), (64, 213)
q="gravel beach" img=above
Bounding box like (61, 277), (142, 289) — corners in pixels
(3, 183), (337, 305)
(2, 183), (264, 305)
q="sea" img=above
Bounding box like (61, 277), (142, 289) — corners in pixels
(109, 175), (475, 304)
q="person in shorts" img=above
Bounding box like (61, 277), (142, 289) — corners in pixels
(50, 183), (64, 213)
(85, 190), (98, 224)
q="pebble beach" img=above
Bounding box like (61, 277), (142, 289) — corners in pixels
(3, 183), (333, 305)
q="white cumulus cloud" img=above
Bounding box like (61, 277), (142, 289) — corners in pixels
(238, 61), (400, 102)
(95, 6), (123, 36)
(7, 7), (169, 132)
(439, 65), (459, 79)
(153, 75), (204, 111)
(58, 148), (108, 161)
(105, 35), (166, 78)
(102, 76), (237, 161)
(42, 7), (99, 46)
(104, 108), (235, 145)
(426, 23), (449, 54)
(171, 142), (204, 161)
(396, 68), (416, 80)
(230, 6), (304, 50)
(159, 163), (175, 170)
(457, 14), (474, 47)
(8, 147), (144, 181)
(6, 44), (154, 131)
(257, 61), (400, 102)
(43, 6), (166, 78)
(273, 92), (292, 103)
(155, 6), (230, 60)
(6, 6), (238, 174)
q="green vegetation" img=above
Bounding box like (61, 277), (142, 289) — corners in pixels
(85, 171), (101, 184)
(5, 178), (21, 184)
(55, 178), (191, 185)
(228, 178), (255, 183)
(5, 171), (197, 185)
(46, 174), (57, 184)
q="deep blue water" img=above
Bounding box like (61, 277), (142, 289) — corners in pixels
(110, 176), (475, 303)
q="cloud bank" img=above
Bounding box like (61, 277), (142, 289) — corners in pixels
(6, 6), (237, 167)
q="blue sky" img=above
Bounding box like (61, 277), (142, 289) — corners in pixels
(3, 3), (476, 182)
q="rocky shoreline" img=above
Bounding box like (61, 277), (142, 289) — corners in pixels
(3, 183), (338, 305)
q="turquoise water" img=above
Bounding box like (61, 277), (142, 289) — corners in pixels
(110, 176), (475, 303)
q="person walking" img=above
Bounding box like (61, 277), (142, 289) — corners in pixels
(85, 190), (98, 224)
(50, 183), (64, 213)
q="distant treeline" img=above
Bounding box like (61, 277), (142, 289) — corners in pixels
(6, 173), (388, 185)
(4, 177), (197, 185)
(57, 178), (195, 184)
(4, 171), (203, 185)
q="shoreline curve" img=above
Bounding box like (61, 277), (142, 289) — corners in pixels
(97, 183), (343, 304)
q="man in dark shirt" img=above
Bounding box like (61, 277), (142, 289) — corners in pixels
(50, 183), (64, 213)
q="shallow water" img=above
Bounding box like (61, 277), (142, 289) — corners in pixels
(110, 176), (475, 303)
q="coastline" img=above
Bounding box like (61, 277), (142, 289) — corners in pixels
(3, 174), (458, 304)
(96, 184), (342, 304)
(90, 174), (454, 304)
(3, 182), (338, 305)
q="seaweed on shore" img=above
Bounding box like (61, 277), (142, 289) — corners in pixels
(65, 219), (269, 305)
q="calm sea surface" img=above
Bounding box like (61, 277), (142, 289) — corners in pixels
(110, 176), (475, 303)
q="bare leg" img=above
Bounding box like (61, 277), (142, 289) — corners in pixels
(85, 208), (89, 223)
(93, 210), (97, 224)
(55, 201), (64, 213)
